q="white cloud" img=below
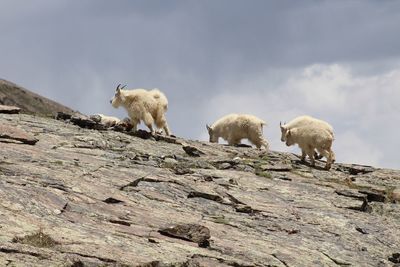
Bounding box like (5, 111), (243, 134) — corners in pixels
(334, 131), (383, 166)
(201, 64), (400, 169)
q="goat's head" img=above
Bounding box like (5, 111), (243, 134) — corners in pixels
(284, 129), (295, 146)
(280, 121), (288, 142)
(110, 84), (126, 108)
(206, 124), (218, 143)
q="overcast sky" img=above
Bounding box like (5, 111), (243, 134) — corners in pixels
(1, 0), (400, 169)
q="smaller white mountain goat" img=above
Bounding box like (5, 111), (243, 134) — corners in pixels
(90, 114), (120, 127)
(206, 114), (269, 149)
(280, 115), (335, 170)
(110, 84), (171, 135)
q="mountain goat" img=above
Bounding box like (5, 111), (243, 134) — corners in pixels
(90, 114), (120, 127)
(280, 115), (335, 170)
(280, 115), (333, 139)
(206, 114), (269, 149)
(110, 84), (171, 135)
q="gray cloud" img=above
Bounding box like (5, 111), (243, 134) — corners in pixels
(1, 0), (400, 168)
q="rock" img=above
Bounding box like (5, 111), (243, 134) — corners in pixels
(355, 227), (369, 234)
(163, 157), (178, 166)
(138, 261), (166, 267)
(389, 253), (400, 264)
(338, 164), (375, 175)
(109, 219), (131, 226)
(203, 176), (214, 182)
(218, 162), (232, 169)
(1, 112), (400, 266)
(287, 229), (300, 235)
(235, 143), (252, 148)
(103, 197), (124, 204)
(0, 104), (20, 114)
(53, 209), (62, 215)
(358, 190), (386, 203)
(260, 164), (293, 172)
(158, 224), (211, 247)
(12, 230), (58, 248)
(55, 111), (72, 120)
(0, 124), (38, 145)
(276, 175), (292, 181)
(348, 199), (372, 212)
(228, 178), (238, 185)
(320, 251), (352, 266)
(70, 115), (107, 130)
(234, 164), (254, 172)
(235, 204), (259, 214)
(182, 144), (205, 157)
(335, 189), (367, 200)
(172, 166), (194, 175)
(187, 191), (225, 203)
(131, 129), (154, 140)
(155, 134), (178, 144)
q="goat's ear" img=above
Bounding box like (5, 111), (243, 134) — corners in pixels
(286, 129), (291, 137)
(206, 124), (212, 133)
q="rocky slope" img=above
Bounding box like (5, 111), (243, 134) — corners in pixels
(0, 111), (399, 267)
(0, 79), (76, 117)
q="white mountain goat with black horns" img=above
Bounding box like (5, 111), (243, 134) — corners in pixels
(206, 114), (269, 149)
(280, 115), (335, 170)
(110, 84), (171, 135)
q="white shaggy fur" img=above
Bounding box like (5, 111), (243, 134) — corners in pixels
(280, 115), (335, 170)
(90, 114), (120, 127)
(206, 114), (269, 149)
(280, 115), (333, 139)
(110, 84), (171, 135)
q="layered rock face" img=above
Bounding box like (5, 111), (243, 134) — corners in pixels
(0, 112), (399, 267)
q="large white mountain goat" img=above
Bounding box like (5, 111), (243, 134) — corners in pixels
(110, 84), (171, 135)
(206, 114), (269, 149)
(280, 115), (335, 170)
